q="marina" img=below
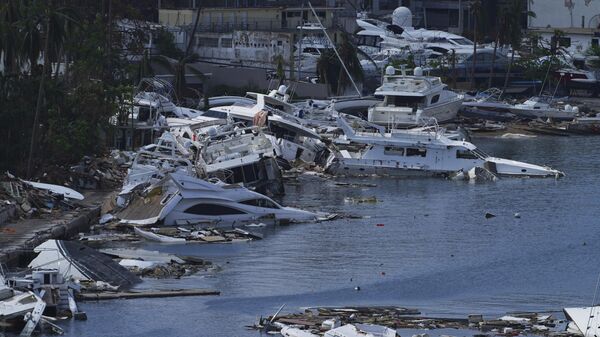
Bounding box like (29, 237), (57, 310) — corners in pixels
(2, 1), (600, 336)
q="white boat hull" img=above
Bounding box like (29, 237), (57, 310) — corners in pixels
(369, 98), (462, 126)
(509, 107), (575, 121)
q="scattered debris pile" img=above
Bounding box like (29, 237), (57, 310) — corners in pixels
(0, 172), (83, 220)
(99, 248), (213, 279)
(251, 306), (574, 337)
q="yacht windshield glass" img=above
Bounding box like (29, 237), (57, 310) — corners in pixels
(240, 198), (281, 209)
(472, 148), (489, 159)
(451, 38), (473, 46)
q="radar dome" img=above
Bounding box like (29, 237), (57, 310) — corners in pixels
(414, 67), (423, 76)
(392, 7), (413, 28)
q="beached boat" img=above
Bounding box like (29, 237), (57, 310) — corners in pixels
(118, 173), (317, 227)
(203, 87), (329, 164)
(461, 88), (517, 121)
(509, 96), (578, 121)
(196, 126), (284, 196)
(325, 116), (564, 178)
(368, 66), (463, 127)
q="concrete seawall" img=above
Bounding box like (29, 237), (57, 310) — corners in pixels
(0, 193), (107, 267)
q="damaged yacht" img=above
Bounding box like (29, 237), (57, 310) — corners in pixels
(203, 87), (329, 164)
(118, 173), (317, 227)
(325, 116), (564, 178)
(196, 125), (284, 196)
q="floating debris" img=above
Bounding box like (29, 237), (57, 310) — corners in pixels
(251, 306), (566, 337)
(344, 196), (378, 204)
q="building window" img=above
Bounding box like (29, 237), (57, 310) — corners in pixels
(220, 38), (232, 48)
(559, 37), (571, 48)
(198, 37), (219, 48)
(184, 203), (247, 215)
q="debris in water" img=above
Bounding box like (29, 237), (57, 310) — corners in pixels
(485, 212), (496, 219)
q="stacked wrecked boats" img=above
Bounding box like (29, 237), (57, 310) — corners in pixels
(0, 69), (589, 336)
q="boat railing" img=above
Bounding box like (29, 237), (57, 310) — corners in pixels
(476, 87), (504, 102)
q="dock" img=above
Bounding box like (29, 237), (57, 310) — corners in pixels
(77, 289), (220, 301)
(0, 191), (111, 267)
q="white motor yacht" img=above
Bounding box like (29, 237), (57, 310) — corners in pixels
(368, 66), (463, 127)
(509, 96), (578, 121)
(196, 126), (284, 195)
(325, 116), (564, 178)
(203, 87), (329, 164)
(118, 173), (317, 227)
(118, 132), (196, 205)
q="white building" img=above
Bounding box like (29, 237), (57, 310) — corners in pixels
(529, 0), (600, 57)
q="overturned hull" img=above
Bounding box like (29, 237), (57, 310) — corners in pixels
(28, 240), (141, 289)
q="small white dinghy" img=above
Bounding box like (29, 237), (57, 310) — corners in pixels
(134, 227), (186, 243)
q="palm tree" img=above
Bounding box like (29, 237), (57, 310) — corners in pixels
(502, 0), (536, 93)
(334, 32), (363, 96)
(488, 11), (502, 88)
(150, 5), (204, 104)
(26, 1), (78, 177)
(470, 0), (481, 90)
(0, 0), (23, 74)
(316, 49), (339, 96)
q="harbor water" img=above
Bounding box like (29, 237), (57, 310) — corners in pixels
(61, 135), (600, 337)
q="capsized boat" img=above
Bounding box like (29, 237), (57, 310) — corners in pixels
(368, 66), (463, 127)
(325, 116), (564, 178)
(28, 240), (141, 289)
(118, 173), (317, 227)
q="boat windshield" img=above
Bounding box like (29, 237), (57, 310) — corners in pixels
(451, 38), (473, 46)
(240, 198), (281, 209)
(472, 148), (489, 159)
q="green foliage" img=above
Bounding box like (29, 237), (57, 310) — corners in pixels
(586, 45), (600, 69)
(155, 28), (184, 59)
(387, 53), (416, 70)
(317, 32), (363, 96)
(0, 1), (145, 175)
